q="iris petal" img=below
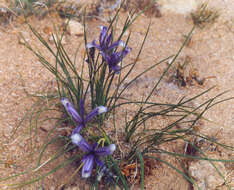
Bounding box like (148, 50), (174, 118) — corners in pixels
(121, 46), (131, 58)
(79, 99), (85, 119)
(100, 51), (108, 61)
(110, 52), (121, 65)
(85, 106), (107, 123)
(85, 108), (98, 122)
(71, 123), (83, 134)
(95, 144), (116, 156)
(86, 40), (101, 50)
(95, 157), (104, 167)
(82, 155), (95, 178)
(87, 25), (131, 76)
(61, 98), (82, 124)
(99, 26), (107, 45)
(106, 46), (131, 74)
(107, 40), (124, 51)
(71, 133), (91, 152)
(111, 65), (120, 74)
(106, 32), (112, 47)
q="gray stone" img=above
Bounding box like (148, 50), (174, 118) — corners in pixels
(67, 20), (84, 36)
(189, 158), (227, 190)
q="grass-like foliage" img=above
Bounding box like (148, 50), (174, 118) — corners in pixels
(191, 2), (219, 28)
(9, 0), (56, 17)
(1, 1), (233, 190)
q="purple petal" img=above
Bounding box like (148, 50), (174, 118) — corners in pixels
(113, 46), (131, 62)
(109, 52), (122, 65)
(95, 157), (105, 167)
(107, 40), (124, 51)
(97, 106), (108, 114)
(107, 46), (131, 69)
(95, 144), (116, 156)
(61, 98), (82, 124)
(71, 133), (91, 152)
(71, 123), (83, 134)
(79, 99), (85, 119)
(86, 47), (96, 65)
(86, 40), (101, 50)
(95, 158), (106, 181)
(100, 51), (109, 61)
(85, 106), (107, 123)
(92, 142), (98, 150)
(82, 154), (95, 178)
(106, 32), (112, 47)
(121, 46), (131, 58)
(99, 26), (107, 45)
(110, 65), (121, 74)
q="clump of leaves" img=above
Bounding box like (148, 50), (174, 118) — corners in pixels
(10, 0), (56, 17)
(168, 56), (206, 87)
(0, 7), (13, 24)
(191, 3), (219, 28)
(123, 0), (162, 17)
(56, 1), (83, 19)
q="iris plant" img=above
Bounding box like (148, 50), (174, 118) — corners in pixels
(61, 98), (107, 134)
(71, 133), (116, 178)
(87, 26), (131, 73)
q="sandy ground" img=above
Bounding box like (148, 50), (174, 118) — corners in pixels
(0, 0), (233, 189)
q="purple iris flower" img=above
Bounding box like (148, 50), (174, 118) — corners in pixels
(86, 26), (131, 74)
(71, 133), (116, 178)
(61, 98), (107, 134)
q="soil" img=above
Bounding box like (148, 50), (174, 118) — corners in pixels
(0, 0), (233, 190)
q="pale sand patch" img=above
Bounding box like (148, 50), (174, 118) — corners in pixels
(158, 0), (197, 14)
